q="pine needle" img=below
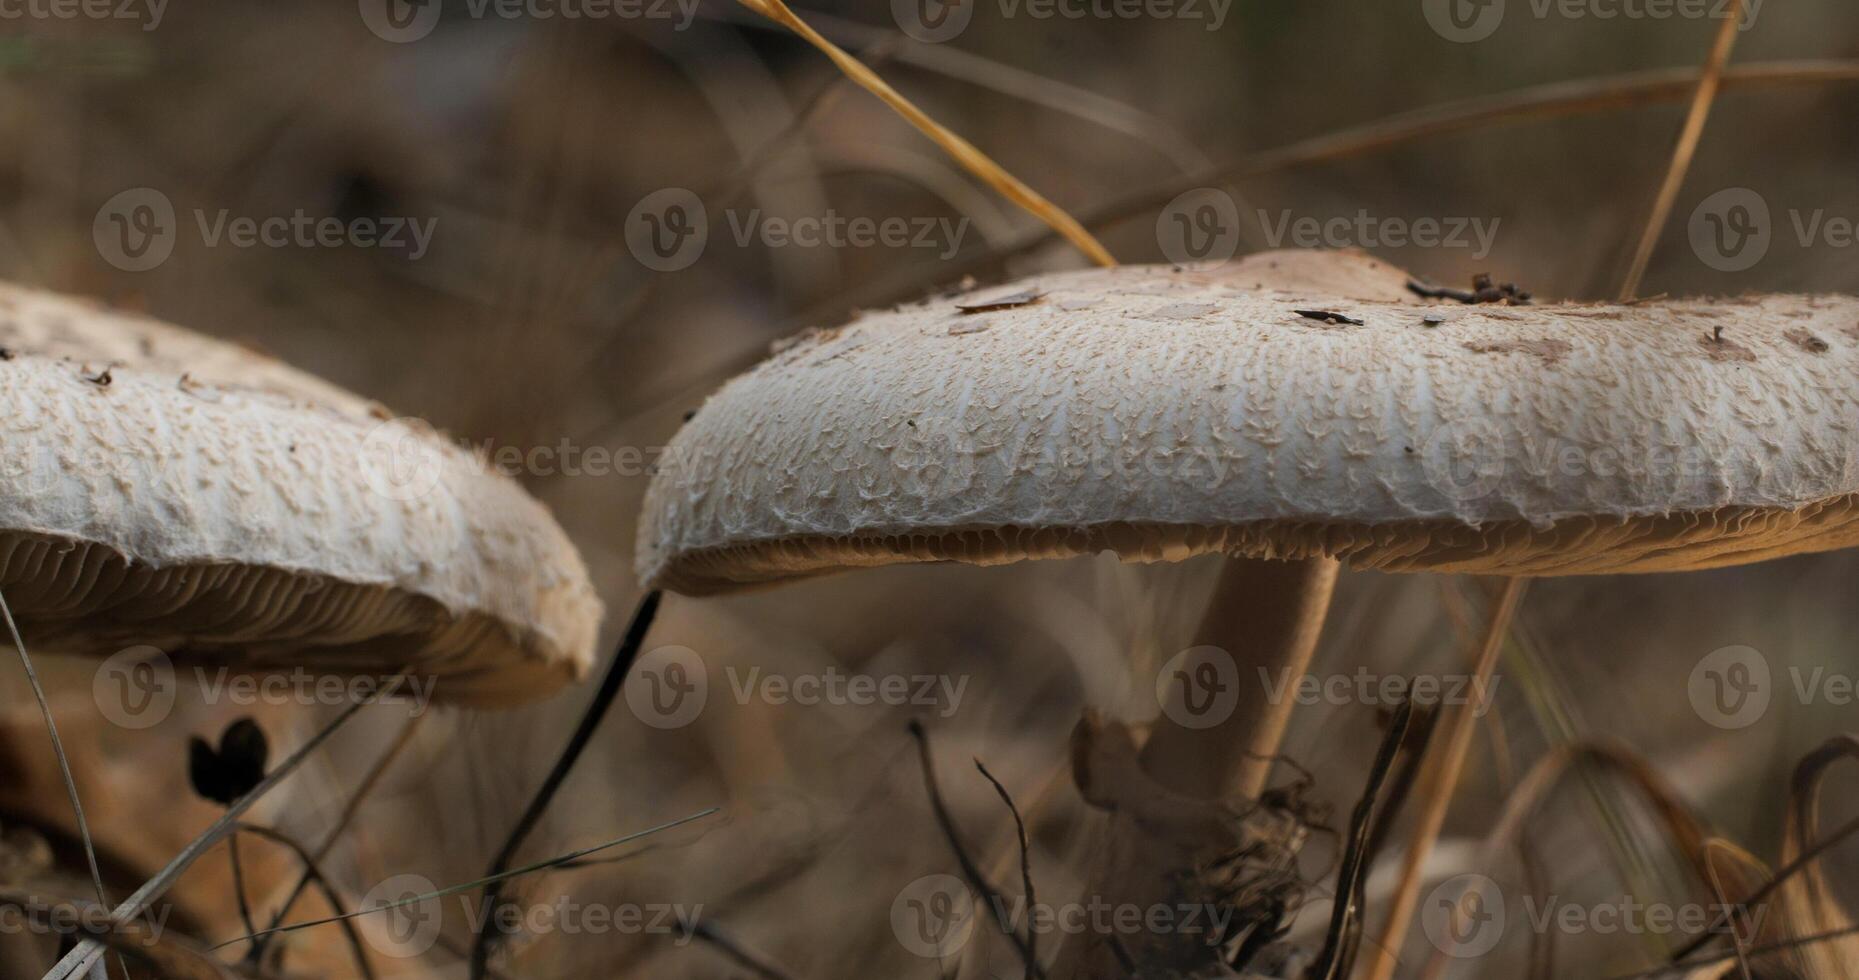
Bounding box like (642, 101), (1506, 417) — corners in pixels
(1617, 1), (1749, 300)
(0, 584), (127, 980)
(734, 0), (1116, 268)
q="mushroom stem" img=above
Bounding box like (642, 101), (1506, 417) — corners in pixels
(1139, 556), (1341, 802)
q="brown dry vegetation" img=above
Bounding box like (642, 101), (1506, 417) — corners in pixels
(1, 2), (1858, 978)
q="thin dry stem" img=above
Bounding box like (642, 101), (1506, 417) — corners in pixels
(1617, 2), (1748, 300)
(1366, 576), (1529, 980)
(734, 0), (1116, 268)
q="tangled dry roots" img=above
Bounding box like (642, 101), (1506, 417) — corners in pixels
(1067, 712), (1327, 978)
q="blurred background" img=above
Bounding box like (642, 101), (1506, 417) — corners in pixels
(1, 0), (1857, 976)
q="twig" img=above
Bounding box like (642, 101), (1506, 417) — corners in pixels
(1364, 577), (1529, 980)
(234, 823), (376, 980)
(1612, 923), (1859, 979)
(906, 720), (1044, 978)
(1617, 0), (1748, 300)
(683, 918), (801, 980)
(1313, 697), (1415, 980)
(214, 808), (720, 951)
(44, 697), (374, 980)
(0, 585), (124, 980)
(252, 710), (427, 962)
(226, 834), (256, 949)
(470, 590), (663, 980)
(974, 759), (1037, 974)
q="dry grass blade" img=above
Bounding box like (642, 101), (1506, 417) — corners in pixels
(44, 697), (374, 980)
(733, 0), (1115, 268)
(1416, 741), (1764, 979)
(215, 808), (721, 951)
(1778, 736), (1859, 978)
(0, 889), (237, 980)
(1618, 0), (1749, 300)
(1366, 576), (1528, 980)
(0, 586), (124, 980)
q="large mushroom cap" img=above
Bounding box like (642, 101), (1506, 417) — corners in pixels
(639, 251), (1859, 594)
(0, 284), (602, 706)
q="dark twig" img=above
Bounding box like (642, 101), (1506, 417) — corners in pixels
(226, 834), (256, 948)
(233, 823), (376, 980)
(216, 809), (718, 951)
(906, 721), (1044, 979)
(683, 918), (801, 980)
(251, 710), (427, 964)
(1313, 697), (1415, 980)
(470, 590), (664, 980)
(974, 759), (1037, 973)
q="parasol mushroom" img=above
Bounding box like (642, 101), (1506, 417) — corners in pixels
(0, 282), (603, 706)
(636, 248), (1858, 972)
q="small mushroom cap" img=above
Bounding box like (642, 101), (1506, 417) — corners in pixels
(639, 252), (1859, 594)
(0, 285), (602, 706)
